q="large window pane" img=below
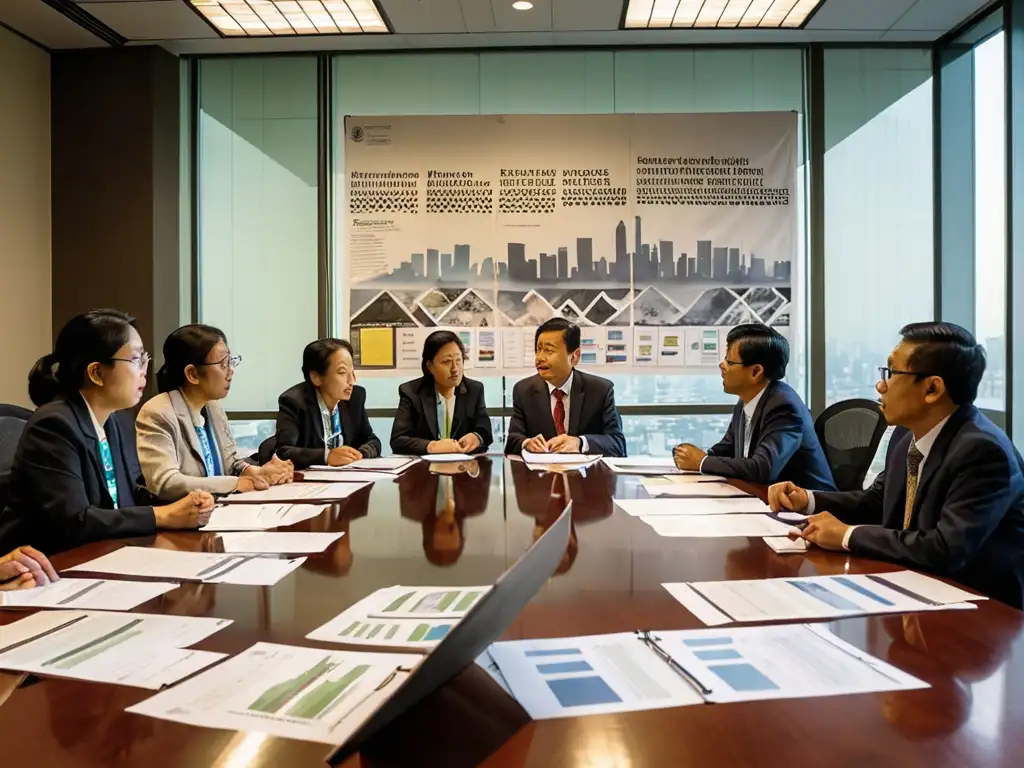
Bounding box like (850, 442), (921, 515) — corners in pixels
(824, 49), (934, 405)
(974, 32), (1006, 411)
(198, 57), (318, 412)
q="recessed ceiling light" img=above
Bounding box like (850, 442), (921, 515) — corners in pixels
(623, 0), (825, 30)
(512, 1), (534, 10)
(186, 0), (391, 36)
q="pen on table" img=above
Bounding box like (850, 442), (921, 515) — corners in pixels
(635, 630), (713, 697)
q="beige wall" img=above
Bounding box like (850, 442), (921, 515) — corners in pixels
(0, 27), (50, 408)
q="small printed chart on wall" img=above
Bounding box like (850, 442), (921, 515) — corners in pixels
(342, 114), (797, 372)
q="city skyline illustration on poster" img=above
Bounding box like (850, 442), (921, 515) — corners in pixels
(343, 113), (796, 372)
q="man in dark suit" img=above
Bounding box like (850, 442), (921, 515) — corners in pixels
(674, 323), (836, 490)
(504, 318), (626, 457)
(769, 322), (1024, 608)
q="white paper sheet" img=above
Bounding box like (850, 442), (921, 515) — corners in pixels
(642, 515), (794, 538)
(306, 585), (483, 650)
(344, 457), (419, 473)
(864, 571), (988, 604)
(639, 482), (753, 499)
(213, 531), (345, 554)
(763, 536), (810, 554)
(663, 572), (981, 625)
(127, 642), (422, 744)
(658, 623), (928, 704)
(220, 482), (370, 504)
(602, 457), (683, 475)
(420, 453), (474, 462)
(616, 498), (769, 517)
(200, 503), (327, 532)
(0, 578), (179, 611)
(66, 546), (306, 586)
(486, 633), (704, 719)
(522, 451), (601, 468)
(642, 476), (727, 495)
(0, 610), (229, 689)
(301, 470), (397, 483)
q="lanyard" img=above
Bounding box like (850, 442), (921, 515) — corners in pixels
(97, 436), (119, 509)
(324, 406), (343, 449)
(195, 422), (222, 476)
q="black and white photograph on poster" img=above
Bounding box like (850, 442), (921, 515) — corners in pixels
(341, 114), (796, 372)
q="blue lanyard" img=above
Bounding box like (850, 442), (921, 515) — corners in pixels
(195, 422), (222, 477)
(97, 436), (119, 509)
(327, 408), (343, 449)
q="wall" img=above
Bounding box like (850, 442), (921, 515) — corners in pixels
(0, 27), (50, 408)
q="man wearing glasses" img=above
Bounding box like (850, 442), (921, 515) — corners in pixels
(769, 322), (1024, 608)
(674, 323), (835, 491)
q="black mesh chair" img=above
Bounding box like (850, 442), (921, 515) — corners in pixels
(814, 398), (888, 492)
(0, 415), (29, 510)
(256, 436), (277, 466)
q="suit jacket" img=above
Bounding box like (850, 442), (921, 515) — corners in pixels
(702, 380), (836, 491)
(504, 370), (626, 457)
(273, 382), (381, 470)
(0, 393), (156, 555)
(813, 405), (1024, 608)
(390, 376), (493, 456)
(136, 390), (252, 501)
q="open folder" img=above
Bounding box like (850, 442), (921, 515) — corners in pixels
(126, 502), (573, 759)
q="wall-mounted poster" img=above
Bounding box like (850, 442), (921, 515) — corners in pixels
(341, 113), (796, 371)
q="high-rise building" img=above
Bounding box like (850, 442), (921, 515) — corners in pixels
(441, 253), (453, 277)
(616, 220), (629, 282)
(498, 262), (509, 279)
(749, 255), (766, 280)
(713, 247), (728, 280)
(411, 253), (424, 278)
(454, 244), (470, 275)
(481, 257), (494, 279)
(508, 243), (526, 281)
(697, 241), (712, 279)
(427, 250), (439, 279)
(677, 255), (687, 279)
(688, 256), (697, 278)
(634, 216), (642, 258)
(577, 238), (594, 279)
(728, 248), (740, 278)
(660, 240), (675, 280)
(540, 253), (557, 280)
(774, 261), (792, 281)
(557, 247), (569, 281)
(597, 258), (608, 280)
(527, 259), (538, 281)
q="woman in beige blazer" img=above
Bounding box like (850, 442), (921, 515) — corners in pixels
(136, 325), (293, 502)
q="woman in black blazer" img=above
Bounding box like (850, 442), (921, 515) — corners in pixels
(273, 338), (382, 470)
(390, 330), (493, 456)
(0, 310), (214, 555)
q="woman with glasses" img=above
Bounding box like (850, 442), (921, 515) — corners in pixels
(272, 338), (381, 470)
(136, 324), (293, 501)
(0, 310), (215, 555)
(390, 330), (492, 456)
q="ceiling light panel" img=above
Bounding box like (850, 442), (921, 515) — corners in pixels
(186, 0), (389, 36)
(622, 0), (824, 29)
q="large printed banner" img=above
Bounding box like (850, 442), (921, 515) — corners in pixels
(343, 113), (796, 371)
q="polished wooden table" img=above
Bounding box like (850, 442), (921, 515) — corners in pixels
(2, 457), (1023, 767)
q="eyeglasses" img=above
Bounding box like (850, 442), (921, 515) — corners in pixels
(199, 354), (242, 371)
(109, 352), (151, 371)
(878, 367), (933, 381)
(723, 358), (747, 367)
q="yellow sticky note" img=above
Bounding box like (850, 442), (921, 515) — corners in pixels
(359, 327), (395, 367)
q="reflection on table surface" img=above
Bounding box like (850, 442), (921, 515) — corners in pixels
(2, 457), (1024, 767)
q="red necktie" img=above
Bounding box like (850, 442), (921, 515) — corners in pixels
(553, 389), (566, 435)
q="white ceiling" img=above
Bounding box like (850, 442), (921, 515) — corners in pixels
(0, 0), (1001, 53)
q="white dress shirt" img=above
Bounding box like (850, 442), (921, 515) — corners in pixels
(83, 398), (106, 441)
(698, 384), (768, 473)
(547, 370), (588, 453)
(806, 414), (953, 550)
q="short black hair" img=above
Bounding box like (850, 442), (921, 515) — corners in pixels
(899, 322), (986, 405)
(421, 330), (465, 377)
(156, 324), (227, 393)
(535, 318), (581, 354)
(302, 338), (354, 383)
(726, 324), (789, 381)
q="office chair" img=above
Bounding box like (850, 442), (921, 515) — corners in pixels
(256, 436), (277, 466)
(0, 415), (28, 510)
(814, 398), (888, 492)
(0, 404), (31, 421)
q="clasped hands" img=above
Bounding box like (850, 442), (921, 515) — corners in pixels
(522, 434), (582, 454)
(673, 443), (707, 471)
(767, 480), (850, 551)
(0, 546), (59, 591)
(427, 433), (482, 454)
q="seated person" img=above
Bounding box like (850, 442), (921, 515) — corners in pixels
(769, 322), (1024, 608)
(674, 323), (836, 490)
(136, 324), (293, 501)
(504, 318), (626, 457)
(0, 546), (58, 590)
(390, 330), (492, 456)
(273, 338), (381, 470)
(0, 310), (214, 554)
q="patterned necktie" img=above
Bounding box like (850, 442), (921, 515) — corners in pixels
(552, 389), (566, 436)
(903, 441), (924, 529)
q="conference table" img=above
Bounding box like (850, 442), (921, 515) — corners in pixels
(2, 457), (1023, 767)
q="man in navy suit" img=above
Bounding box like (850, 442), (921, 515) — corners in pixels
(504, 318), (626, 457)
(770, 322), (1024, 608)
(674, 323), (836, 491)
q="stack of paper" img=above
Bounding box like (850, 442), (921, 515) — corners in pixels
(419, 453), (474, 462)
(602, 457), (682, 475)
(212, 531), (345, 554)
(307, 585), (492, 650)
(642, 515), (794, 539)
(222, 482), (370, 504)
(616, 498), (769, 517)
(66, 546), (307, 586)
(200, 503), (326, 532)
(0, 578), (179, 611)
(663, 571), (986, 626)
(641, 476), (728, 496)
(763, 537), (810, 554)
(0, 610), (230, 689)
(522, 451), (601, 469)
(299, 471), (396, 484)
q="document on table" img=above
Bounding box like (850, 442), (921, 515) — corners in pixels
(763, 536), (810, 554)
(200, 503), (327, 532)
(419, 453), (474, 462)
(662, 571), (985, 625)
(66, 546), (307, 586)
(642, 476), (727, 495)
(602, 457), (682, 475)
(345, 456), (419, 473)
(220, 482), (370, 504)
(127, 642), (423, 744)
(642, 515), (794, 538)
(616, 497), (769, 517)
(0, 578), (179, 611)
(0, 610), (230, 689)
(213, 531), (344, 554)
(307, 585), (489, 650)
(302, 470), (396, 483)
(522, 451), (601, 468)
(642, 482), (753, 499)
